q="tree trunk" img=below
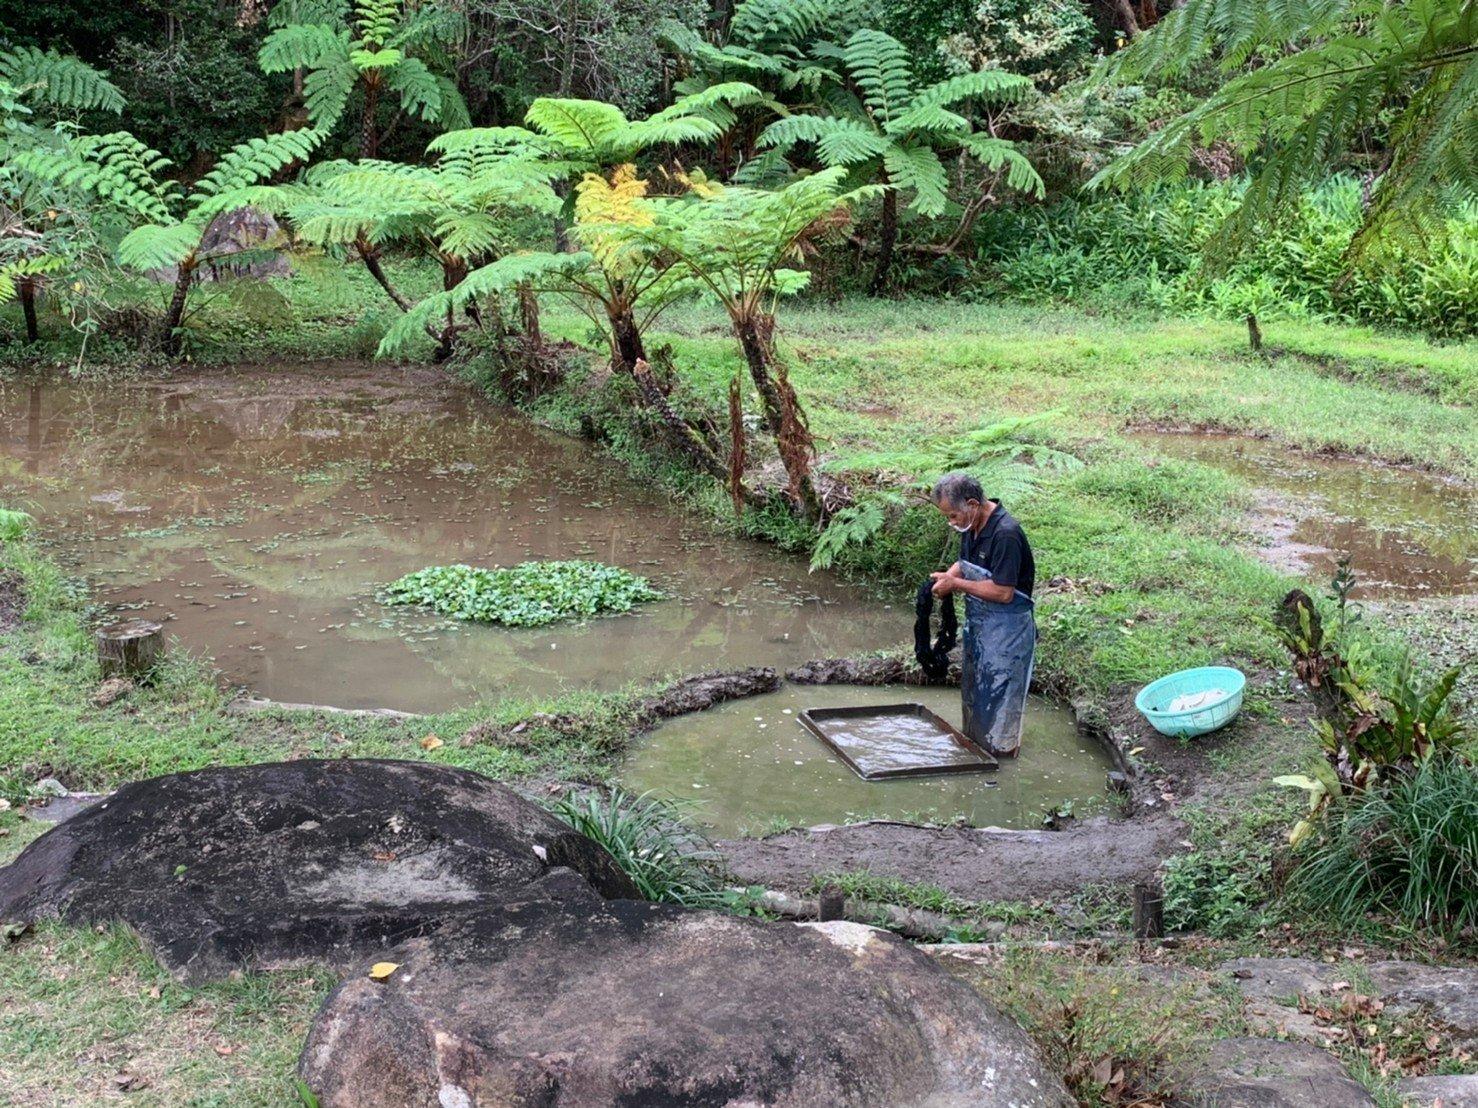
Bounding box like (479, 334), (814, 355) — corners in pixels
(18, 278), (39, 343)
(733, 313), (820, 519)
(433, 259), (468, 361)
(361, 76), (381, 159)
(610, 306), (647, 374)
(97, 619), (165, 680)
(160, 259), (196, 357)
(632, 358), (728, 482)
(357, 239), (414, 311)
(517, 282), (542, 344)
(868, 184), (898, 296)
(734, 314), (785, 438)
(1112, 0), (1141, 36)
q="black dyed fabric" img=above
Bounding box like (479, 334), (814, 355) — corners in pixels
(913, 579), (958, 681)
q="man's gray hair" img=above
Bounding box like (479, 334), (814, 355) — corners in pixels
(931, 471), (984, 508)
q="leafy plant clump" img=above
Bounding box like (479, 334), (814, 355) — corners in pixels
(379, 560), (662, 628)
(1289, 755), (1478, 938)
(549, 788), (730, 908)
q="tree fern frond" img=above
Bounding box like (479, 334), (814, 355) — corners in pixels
(524, 98), (630, 155)
(15, 132), (176, 222)
(843, 29), (915, 124)
(385, 55), (442, 119)
(117, 221), (203, 272)
(377, 250), (595, 355)
(960, 135), (1045, 197)
(268, 0), (348, 30)
(258, 22), (350, 73)
(0, 47), (124, 113)
(883, 143), (948, 215)
(303, 58), (357, 127)
(759, 114), (889, 165)
(192, 128), (328, 202)
(433, 74), (471, 130)
(907, 69), (1032, 113)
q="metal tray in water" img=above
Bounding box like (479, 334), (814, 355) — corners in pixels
(797, 703), (998, 781)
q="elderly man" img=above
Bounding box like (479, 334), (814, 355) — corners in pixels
(928, 472), (1036, 756)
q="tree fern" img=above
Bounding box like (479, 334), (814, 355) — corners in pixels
(1091, 0), (1478, 269)
(116, 222), (204, 271)
(843, 29), (916, 126)
(0, 47), (123, 114)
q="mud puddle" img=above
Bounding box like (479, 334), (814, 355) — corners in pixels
(621, 683), (1113, 836)
(1132, 431), (1476, 597)
(0, 365), (900, 711)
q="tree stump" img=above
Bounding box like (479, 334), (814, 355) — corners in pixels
(818, 885), (845, 922)
(97, 619), (165, 680)
(1132, 879), (1164, 940)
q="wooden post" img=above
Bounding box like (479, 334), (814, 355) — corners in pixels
(818, 885), (845, 922)
(1132, 879), (1164, 940)
(1246, 313), (1263, 353)
(96, 619), (165, 680)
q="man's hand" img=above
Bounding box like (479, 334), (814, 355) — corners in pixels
(930, 571), (956, 597)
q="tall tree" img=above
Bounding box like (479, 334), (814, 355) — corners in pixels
(258, 0), (470, 157)
(759, 29), (1043, 292)
(1090, 0), (1478, 267)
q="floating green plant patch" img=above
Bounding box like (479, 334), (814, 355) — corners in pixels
(379, 561), (663, 628)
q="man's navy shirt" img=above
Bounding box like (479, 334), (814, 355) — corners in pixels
(960, 501), (1035, 597)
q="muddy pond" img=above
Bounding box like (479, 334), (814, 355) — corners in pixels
(624, 684), (1112, 837)
(0, 364), (898, 711)
(1133, 431), (1477, 597)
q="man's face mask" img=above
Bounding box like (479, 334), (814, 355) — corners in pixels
(945, 501), (977, 533)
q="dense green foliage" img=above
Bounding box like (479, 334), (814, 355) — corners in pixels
(978, 178), (1478, 337)
(548, 788), (731, 907)
(1092, 0), (1478, 268)
(1289, 756), (1478, 937)
(379, 560), (663, 627)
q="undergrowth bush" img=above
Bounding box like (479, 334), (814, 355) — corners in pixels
(379, 560), (662, 628)
(1289, 755), (1478, 937)
(976, 177), (1478, 338)
(549, 788), (730, 908)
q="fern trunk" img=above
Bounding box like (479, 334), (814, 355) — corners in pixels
(160, 260), (196, 358)
(734, 313), (820, 519)
(18, 278), (39, 344)
(868, 183), (898, 296)
(361, 77), (381, 159)
(610, 306), (646, 374)
(357, 240), (414, 311)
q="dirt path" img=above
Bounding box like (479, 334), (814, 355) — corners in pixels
(717, 812), (1186, 902)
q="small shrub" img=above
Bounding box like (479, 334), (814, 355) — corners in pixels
(379, 560), (662, 628)
(549, 788), (730, 908)
(1288, 755), (1478, 936)
(0, 509), (33, 543)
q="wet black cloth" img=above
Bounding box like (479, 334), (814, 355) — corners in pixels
(913, 578), (958, 681)
(960, 501), (1035, 598)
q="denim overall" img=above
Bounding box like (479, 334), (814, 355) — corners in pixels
(958, 560), (1036, 756)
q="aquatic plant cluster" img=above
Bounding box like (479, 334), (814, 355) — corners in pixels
(379, 560), (662, 628)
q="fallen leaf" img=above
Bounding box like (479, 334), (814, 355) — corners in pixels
(420, 734), (443, 751)
(369, 962), (400, 980)
(214, 1043), (234, 1057)
(372, 851), (397, 862)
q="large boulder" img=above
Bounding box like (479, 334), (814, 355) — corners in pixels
(300, 873), (1071, 1108)
(0, 759), (635, 981)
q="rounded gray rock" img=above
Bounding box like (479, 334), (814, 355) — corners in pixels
(299, 879), (1071, 1108)
(0, 759), (636, 981)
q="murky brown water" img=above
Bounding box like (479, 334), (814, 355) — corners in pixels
(623, 684), (1113, 836)
(0, 364), (903, 711)
(1132, 432), (1477, 597)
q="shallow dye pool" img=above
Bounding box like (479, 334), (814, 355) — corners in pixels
(0, 364), (899, 711)
(621, 684), (1115, 836)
